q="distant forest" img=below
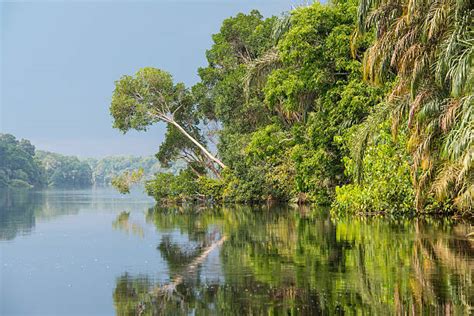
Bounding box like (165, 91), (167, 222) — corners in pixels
(0, 133), (181, 189)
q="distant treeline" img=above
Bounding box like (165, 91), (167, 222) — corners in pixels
(0, 133), (181, 189)
(0, 134), (46, 188)
(35, 150), (93, 188)
(85, 156), (184, 186)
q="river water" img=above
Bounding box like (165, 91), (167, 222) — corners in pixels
(0, 188), (472, 315)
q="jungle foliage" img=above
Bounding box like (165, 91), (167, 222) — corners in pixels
(0, 134), (45, 189)
(36, 151), (93, 188)
(110, 0), (473, 215)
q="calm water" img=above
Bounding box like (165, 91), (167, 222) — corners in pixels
(0, 189), (472, 315)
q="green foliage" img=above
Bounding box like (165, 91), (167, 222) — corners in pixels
(106, 0), (470, 215)
(196, 176), (225, 201)
(0, 134), (46, 189)
(145, 169), (199, 203)
(332, 123), (414, 214)
(132, 2), (395, 208)
(190, 2), (382, 205)
(85, 155), (182, 186)
(217, 124), (295, 203)
(195, 10), (277, 132)
(264, 1), (363, 118)
(110, 68), (176, 133)
(36, 151), (92, 188)
(145, 168), (226, 203)
(111, 168), (144, 194)
(356, 0), (473, 211)
(110, 65), (225, 170)
(0, 133), (185, 190)
(255, 1), (383, 204)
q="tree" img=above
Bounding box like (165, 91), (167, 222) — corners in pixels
(157, 125), (220, 178)
(0, 133), (46, 188)
(356, 0), (473, 211)
(35, 151), (93, 188)
(111, 168), (144, 194)
(110, 68), (225, 169)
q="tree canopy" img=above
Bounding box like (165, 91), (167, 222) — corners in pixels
(109, 0), (473, 215)
(111, 68), (225, 169)
(0, 134), (45, 189)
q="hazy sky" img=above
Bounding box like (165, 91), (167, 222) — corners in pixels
(0, 0), (302, 158)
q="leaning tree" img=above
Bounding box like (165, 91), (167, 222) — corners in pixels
(110, 67), (226, 170)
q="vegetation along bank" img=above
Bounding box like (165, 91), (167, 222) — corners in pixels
(108, 0), (471, 216)
(0, 133), (181, 189)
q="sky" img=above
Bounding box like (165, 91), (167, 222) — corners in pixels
(0, 0), (303, 158)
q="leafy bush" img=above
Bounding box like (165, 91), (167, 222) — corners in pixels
(332, 124), (414, 214)
(146, 171), (191, 203)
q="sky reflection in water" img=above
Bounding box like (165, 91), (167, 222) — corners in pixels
(0, 189), (472, 315)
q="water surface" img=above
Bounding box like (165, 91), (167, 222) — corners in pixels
(0, 189), (472, 315)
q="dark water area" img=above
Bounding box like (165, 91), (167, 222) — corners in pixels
(0, 189), (472, 315)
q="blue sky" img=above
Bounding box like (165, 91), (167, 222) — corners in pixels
(0, 0), (302, 158)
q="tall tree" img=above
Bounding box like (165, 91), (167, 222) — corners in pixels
(110, 68), (225, 169)
(0, 134), (46, 188)
(157, 125), (221, 178)
(194, 10), (278, 134)
(356, 0), (473, 210)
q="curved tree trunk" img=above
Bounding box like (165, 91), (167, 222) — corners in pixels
(169, 120), (226, 169)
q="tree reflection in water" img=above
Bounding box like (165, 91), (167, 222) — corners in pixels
(113, 206), (473, 315)
(112, 211), (145, 238)
(0, 189), (84, 240)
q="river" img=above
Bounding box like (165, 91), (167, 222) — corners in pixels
(0, 188), (472, 315)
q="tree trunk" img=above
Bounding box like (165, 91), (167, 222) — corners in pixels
(152, 235), (227, 296)
(169, 120), (226, 169)
(206, 160), (222, 179)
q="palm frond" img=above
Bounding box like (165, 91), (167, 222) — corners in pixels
(358, 0), (473, 212)
(350, 101), (393, 183)
(242, 48), (281, 101)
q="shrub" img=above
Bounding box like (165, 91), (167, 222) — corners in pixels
(332, 124), (414, 214)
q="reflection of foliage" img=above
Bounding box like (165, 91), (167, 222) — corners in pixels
(158, 235), (201, 272)
(113, 273), (154, 316)
(0, 189), (39, 240)
(1, 189), (151, 241)
(112, 211), (144, 238)
(0, 189), (87, 240)
(114, 207), (473, 315)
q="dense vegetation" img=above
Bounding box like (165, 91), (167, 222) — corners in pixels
(0, 133), (182, 189)
(36, 151), (93, 188)
(0, 134), (46, 188)
(110, 0), (472, 215)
